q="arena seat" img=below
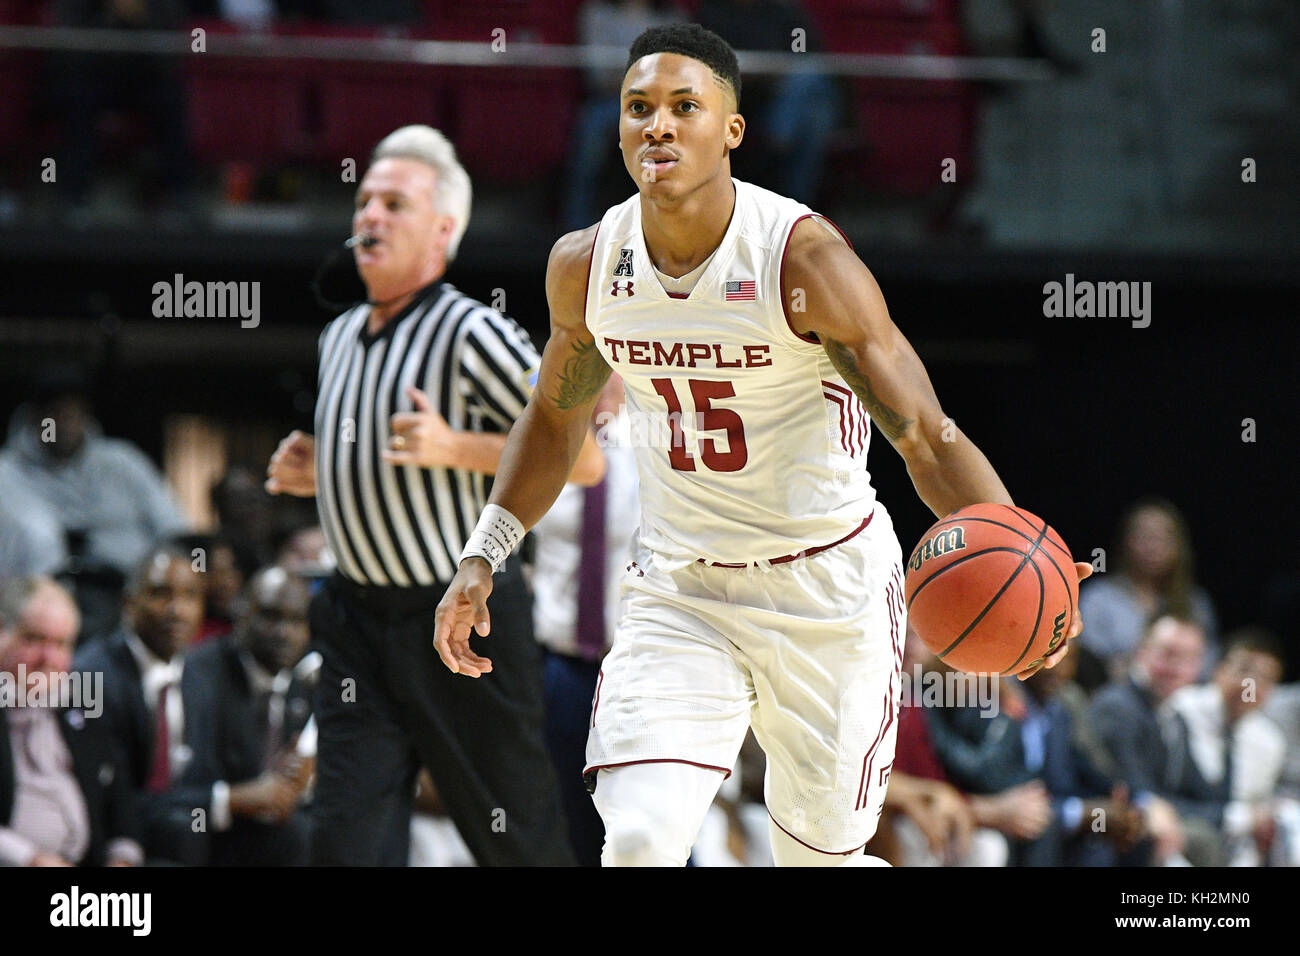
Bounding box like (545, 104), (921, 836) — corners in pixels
(183, 20), (306, 164)
(819, 14), (975, 196)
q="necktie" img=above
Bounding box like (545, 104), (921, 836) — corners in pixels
(575, 478), (608, 662)
(146, 683), (171, 793)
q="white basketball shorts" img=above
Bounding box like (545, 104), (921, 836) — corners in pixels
(584, 504), (907, 854)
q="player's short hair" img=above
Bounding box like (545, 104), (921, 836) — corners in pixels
(626, 23), (742, 109)
(371, 125), (473, 262)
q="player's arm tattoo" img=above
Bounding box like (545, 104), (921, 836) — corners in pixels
(551, 338), (610, 410)
(823, 337), (914, 442)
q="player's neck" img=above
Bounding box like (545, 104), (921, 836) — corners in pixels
(639, 177), (736, 278)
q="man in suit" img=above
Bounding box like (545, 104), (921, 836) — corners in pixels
(176, 566), (317, 865)
(1089, 613), (1228, 865)
(0, 576), (141, 866)
(73, 541), (213, 863)
(1019, 651), (1147, 866)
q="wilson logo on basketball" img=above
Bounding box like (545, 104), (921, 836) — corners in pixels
(907, 527), (967, 573)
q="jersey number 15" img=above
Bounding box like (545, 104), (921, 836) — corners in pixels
(650, 378), (748, 473)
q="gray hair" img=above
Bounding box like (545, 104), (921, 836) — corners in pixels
(0, 576), (71, 630)
(371, 125), (473, 262)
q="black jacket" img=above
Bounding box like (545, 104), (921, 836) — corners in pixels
(173, 635), (315, 866)
(0, 703), (140, 866)
(73, 629), (215, 863)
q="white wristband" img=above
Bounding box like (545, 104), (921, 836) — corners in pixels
(460, 504), (526, 573)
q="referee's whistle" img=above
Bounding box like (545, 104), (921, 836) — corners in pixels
(345, 234), (378, 248)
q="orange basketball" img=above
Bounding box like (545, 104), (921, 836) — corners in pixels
(903, 504), (1078, 675)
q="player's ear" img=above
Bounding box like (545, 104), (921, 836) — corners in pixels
(725, 111), (745, 150)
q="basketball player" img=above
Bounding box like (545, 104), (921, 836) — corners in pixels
(434, 24), (1093, 866)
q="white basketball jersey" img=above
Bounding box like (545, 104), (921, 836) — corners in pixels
(585, 178), (878, 567)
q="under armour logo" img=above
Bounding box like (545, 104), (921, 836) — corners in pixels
(610, 281), (634, 297)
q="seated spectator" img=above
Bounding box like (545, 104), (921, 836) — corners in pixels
(1017, 650), (1149, 866)
(894, 629), (1055, 868)
(881, 627), (1051, 866)
(1078, 497), (1219, 688)
(274, 524), (335, 593)
(171, 533), (245, 643)
(0, 577), (141, 867)
(1, 364), (191, 640)
(1170, 628), (1297, 866)
(1089, 614), (1227, 865)
(907, 624), (1148, 866)
(73, 542), (210, 864)
(212, 466), (277, 580)
(0, 472), (66, 579)
(173, 566), (316, 865)
(1264, 679), (1300, 802)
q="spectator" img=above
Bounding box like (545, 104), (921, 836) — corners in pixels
(274, 524), (335, 593)
(696, 0), (842, 204)
(887, 626), (1051, 867)
(1018, 651), (1149, 866)
(1264, 679), (1300, 802)
(172, 566), (317, 865)
(49, 0), (195, 225)
(0, 577), (142, 867)
(560, 1), (686, 231)
(0, 474), (66, 579)
(171, 533), (244, 643)
(1170, 628), (1297, 866)
(1078, 497), (1219, 688)
(211, 466), (277, 580)
(73, 542), (210, 864)
(1089, 614), (1227, 865)
(529, 375), (639, 866)
(1, 365), (190, 640)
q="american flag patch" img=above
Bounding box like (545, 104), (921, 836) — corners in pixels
(724, 279), (756, 301)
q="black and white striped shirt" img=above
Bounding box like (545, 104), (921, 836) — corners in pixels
(314, 282), (539, 587)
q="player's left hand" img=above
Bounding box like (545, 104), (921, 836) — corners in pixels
(1015, 561), (1093, 682)
(382, 386), (461, 468)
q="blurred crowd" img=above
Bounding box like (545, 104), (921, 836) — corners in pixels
(0, 363), (1294, 867)
(1, 0), (1071, 232)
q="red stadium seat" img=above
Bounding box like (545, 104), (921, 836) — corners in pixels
(183, 20), (307, 164)
(822, 16), (975, 196)
(273, 22), (446, 163)
(424, 20), (581, 183)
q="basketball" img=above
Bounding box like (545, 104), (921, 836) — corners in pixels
(903, 504), (1078, 675)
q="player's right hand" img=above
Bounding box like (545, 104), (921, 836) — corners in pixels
(433, 558), (496, 677)
(265, 430), (317, 496)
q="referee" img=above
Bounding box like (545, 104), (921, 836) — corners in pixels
(266, 125), (603, 866)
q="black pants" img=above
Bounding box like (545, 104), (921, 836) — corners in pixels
(308, 564), (574, 866)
